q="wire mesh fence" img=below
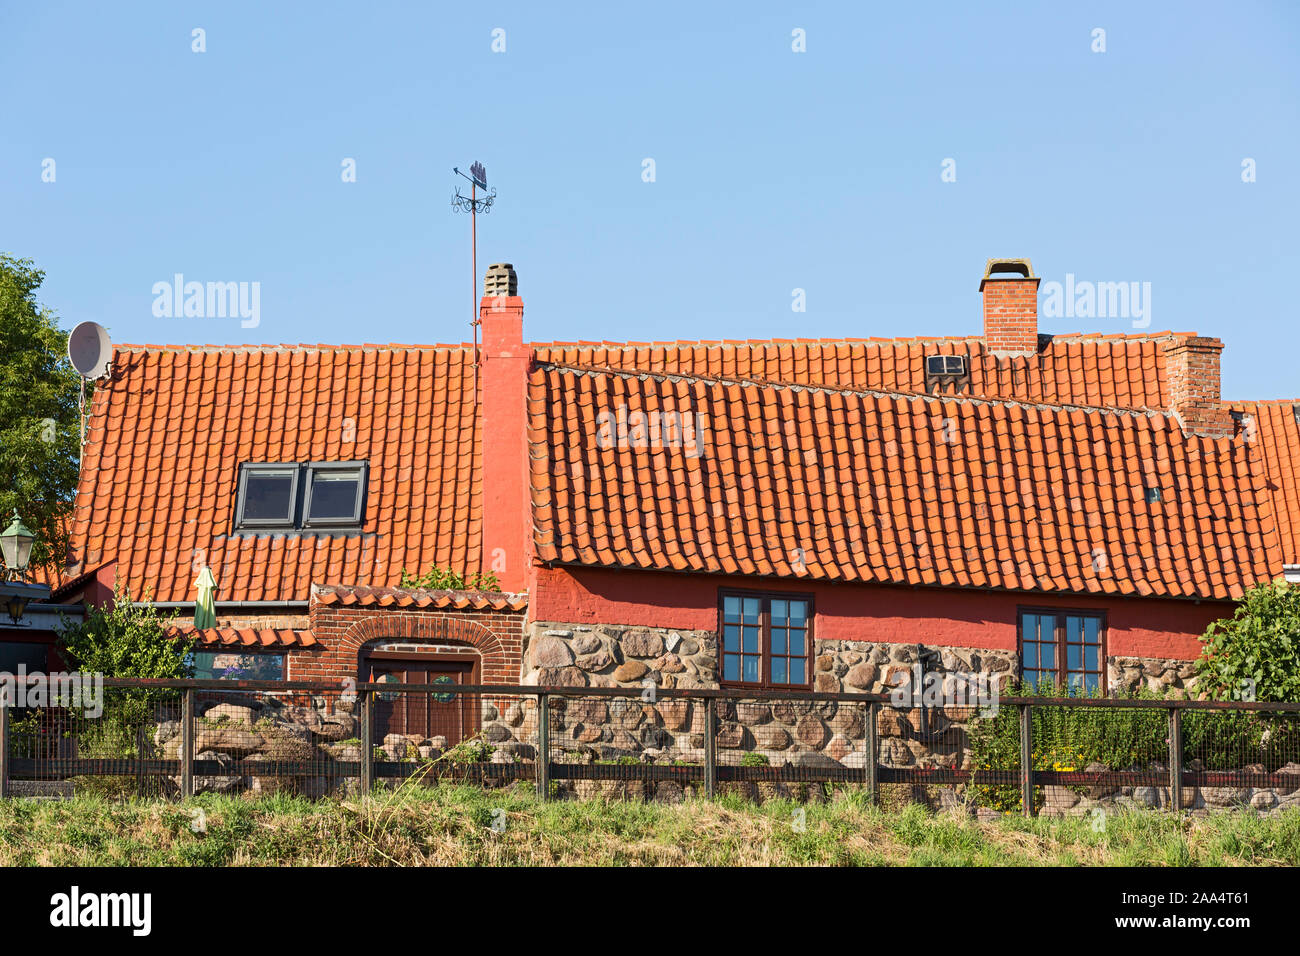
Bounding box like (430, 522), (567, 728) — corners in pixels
(2, 678), (1299, 815)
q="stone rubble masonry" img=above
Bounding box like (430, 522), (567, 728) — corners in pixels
(1108, 656), (1200, 696)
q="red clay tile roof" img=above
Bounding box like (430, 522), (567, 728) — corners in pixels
(165, 624), (317, 648)
(70, 344), (482, 603)
(70, 332), (1295, 606)
(534, 331), (1187, 410)
(529, 362), (1283, 600)
(312, 583), (527, 610)
(1235, 400), (1300, 562)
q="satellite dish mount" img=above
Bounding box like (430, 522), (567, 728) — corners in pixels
(67, 321), (113, 450)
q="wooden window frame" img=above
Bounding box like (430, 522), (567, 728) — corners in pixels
(718, 589), (814, 691)
(1017, 606), (1107, 693)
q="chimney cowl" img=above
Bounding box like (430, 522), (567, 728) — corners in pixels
(484, 262), (518, 298)
(978, 258), (1036, 290)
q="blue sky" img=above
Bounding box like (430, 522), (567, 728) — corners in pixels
(4, 1), (1297, 399)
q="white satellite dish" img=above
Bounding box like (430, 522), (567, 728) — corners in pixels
(68, 321), (112, 379)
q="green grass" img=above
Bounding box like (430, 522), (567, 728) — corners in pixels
(1, 785), (1299, 866)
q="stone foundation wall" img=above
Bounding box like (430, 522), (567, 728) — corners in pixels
(1107, 656), (1199, 696)
(523, 622), (717, 689)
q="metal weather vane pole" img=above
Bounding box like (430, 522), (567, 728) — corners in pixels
(452, 162), (497, 393)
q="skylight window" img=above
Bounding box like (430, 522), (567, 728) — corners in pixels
(235, 461), (367, 531)
(926, 355), (967, 376)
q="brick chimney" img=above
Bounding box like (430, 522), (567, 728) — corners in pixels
(980, 258), (1040, 355)
(1164, 335), (1233, 438)
(479, 263), (532, 591)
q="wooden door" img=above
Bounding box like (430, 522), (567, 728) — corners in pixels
(365, 656), (478, 746)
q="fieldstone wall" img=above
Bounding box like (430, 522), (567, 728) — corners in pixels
(154, 694), (361, 797)
(523, 622), (717, 689)
(1107, 656), (1199, 696)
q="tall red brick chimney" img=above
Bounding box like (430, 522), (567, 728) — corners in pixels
(479, 263), (532, 591)
(980, 258), (1040, 355)
(1164, 335), (1233, 438)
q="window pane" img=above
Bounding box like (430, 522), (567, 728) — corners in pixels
(1084, 617), (1100, 645)
(789, 601), (808, 627)
(1040, 642), (1055, 668)
(743, 627), (758, 653)
(743, 656), (759, 683)
(743, 598), (760, 626)
(1084, 672), (1099, 694)
(772, 658), (787, 685)
(308, 470), (361, 520)
(1066, 616), (1082, 644)
(723, 596), (740, 621)
(771, 599), (788, 626)
(724, 656), (739, 681)
(788, 628), (805, 656)
(789, 658), (805, 685)
(192, 651), (285, 681)
(1084, 644), (1098, 671)
(1068, 671), (1084, 691)
(0, 642), (48, 673)
(1067, 643), (1081, 670)
(723, 625), (739, 653)
(1023, 641), (1038, 669)
(243, 471), (294, 521)
(771, 629), (787, 655)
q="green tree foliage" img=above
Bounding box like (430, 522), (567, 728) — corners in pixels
(59, 593), (192, 680)
(0, 254), (82, 573)
(1195, 579), (1300, 703)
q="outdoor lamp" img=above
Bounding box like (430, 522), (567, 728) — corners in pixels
(0, 509), (35, 580)
(4, 592), (28, 626)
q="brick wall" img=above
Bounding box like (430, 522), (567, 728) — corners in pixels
(1164, 336), (1233, 437)
(981, 277), (1040, 354)
(289, 603), (527, 684)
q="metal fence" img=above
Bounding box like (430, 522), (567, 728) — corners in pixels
(2, 677), (1300, 816)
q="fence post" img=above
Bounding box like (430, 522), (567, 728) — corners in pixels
(360, 689), (374, 795)
(1168, 706), (1183, 813)
(536, 693), (551, 800)
(864, 701), (878, 805)
(0, 686), (9, 800)
(135, 723), (146, 796)
(703, 697), (717, 798)
(1019, 703), (1034, 818)
(181, 688), (194, 799)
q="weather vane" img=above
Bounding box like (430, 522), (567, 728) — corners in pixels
(452, 162), (498, 384)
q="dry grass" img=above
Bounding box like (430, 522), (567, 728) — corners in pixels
(1, 783), (1299, 866)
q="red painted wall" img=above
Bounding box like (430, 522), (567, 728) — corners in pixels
(529, 565), (1232, 661)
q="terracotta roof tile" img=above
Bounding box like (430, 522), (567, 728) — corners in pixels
(70, 344), (482, 603)
(530, 363), (1283, 600)
(311, 583), (527, 610)
(165, 625), (317, 648)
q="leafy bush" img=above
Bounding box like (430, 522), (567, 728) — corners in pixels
(967, 681), (1167, 812)
(55, 594), (192, 773)
(1195, 579), (1300, 703)
(967, 680), (1300, 811)
(739, 752), (770, 767)
(398, 565), (501, 592)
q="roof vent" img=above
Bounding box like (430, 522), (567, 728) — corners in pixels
(484, 262), (518, 298)
(1144, 486), (1162, 504)
(1293, 404), (1300, 425)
